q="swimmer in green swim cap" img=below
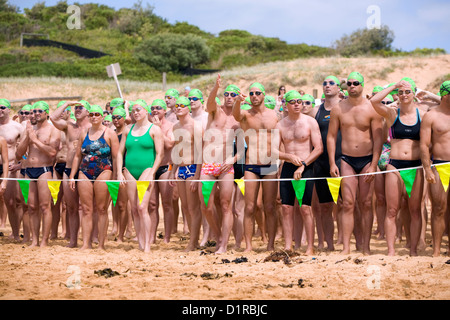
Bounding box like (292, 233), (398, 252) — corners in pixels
(346, 72), (365, 98)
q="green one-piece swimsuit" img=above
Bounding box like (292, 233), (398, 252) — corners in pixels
(124, 123), (156, 180)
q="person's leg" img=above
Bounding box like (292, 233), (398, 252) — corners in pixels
(148, 180), (160, 244)
(4, 174), (19, 240)
(63, 171), (80, 248)
(158, 171), (174, 243)
(215, 175), (235, 254)
(199, 175), (220, 244)
(115, 183), (128, 242)
(407, 168), (424, 256)
(261, 177), (278, 251)
(77, 173), (94, 250)
(37, 172), (54, 247)
(243, 171), (260, 252)
(232, 183), (244, 249)
(50, 170), (64, 239)
(374, 172), (386, 240)
(384, 169), (403, 256)
(429, 168), (447, 257)
(281, 204), (294, 250)
(94, 171), (113, 251)
(358, 167), (375, 255)
(339, 161), (359, 254)
(27, 181), (40, 247)
(311, 187), (324, 249)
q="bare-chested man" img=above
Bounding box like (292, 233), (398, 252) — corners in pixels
(420, 80), (450, 257)
(0, 98), (25, 241)
(164, 88), (180, 124)
(148, 99), (175, 244)
(16, 101), (60, 247)
(200, 74), (243, 254)
(327, 72), (384, 255)
(276, 90), (323, 254)
(233, 82), (279, 252)
(50, 100), (92, 248)
(168, 96), (202, 251)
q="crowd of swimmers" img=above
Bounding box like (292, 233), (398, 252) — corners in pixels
(0, 73), (449, 257)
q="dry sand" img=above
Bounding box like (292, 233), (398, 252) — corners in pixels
(0, 55), (450, 302)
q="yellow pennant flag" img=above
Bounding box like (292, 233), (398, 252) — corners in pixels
(234, 179), (245, 195)
(136, 181), (150, 204)
(47, 181), (61, 205)
(435, 163), (450, 192)
(326, 177), (342, 203)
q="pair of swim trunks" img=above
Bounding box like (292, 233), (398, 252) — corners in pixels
(280, 162), (314, 206)
(155, 165), (172, 180)
(25, 166), (54, 179)
(244, 164), (278, 179)
(201, 162), (234, 177)
(177, 164), (197, 180)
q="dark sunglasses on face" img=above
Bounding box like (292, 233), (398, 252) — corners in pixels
(89, 112), (102, 117)
(132, 107), (144, 113)
(0, 106), (8, 110)
(112, 115), (123, 120)
(188, 97), (200, 102)
(151, 106), (163, 111)
(249, 91), (263, 96)
(288, 99), (302, 105)
(20, 111), (30, 115)
(302, 101), (312, 105)
(33, 109), (45, 114)
(398, 90), (412, 95)
(347, 81), (361, 87)
(74, 105), (84, 111)
(224, 92), (238, 98)
(381, 101), (393, 105)
(323, 81), (337, 86)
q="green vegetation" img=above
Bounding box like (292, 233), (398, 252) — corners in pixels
(0, 1), (446, 81)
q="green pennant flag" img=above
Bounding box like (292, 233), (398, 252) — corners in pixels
(399, 168), (417, 198)
(106, 181), (120, 206)
(291, 179), (306, 206)
(201, 181), (216, 207)
(18, 180), (30, 204)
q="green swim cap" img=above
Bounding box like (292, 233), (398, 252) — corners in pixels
(57, 101), (67, 108)
(110, 98), (124, 109)
(89, 104), (104, 115)
(188, 89), (204, 103)
(264, 95), (276, 109)
(130, 100), (150, 112)
(439, 80), (450, 97)
(176, 96), (191, 111)
(242, 97), (252, 110)
(78, 100), (91, 112)
(284, 90), (302, 103)
(372, 86), (384, 94)
(165, 88), (180, 98)
(112, 107), (127, 118)
(104, 115), (112, 122)
(249, 82), (265, 95)
(325, 75), (341, 87)
(385, 94), (394, 102)
(225, 84), (240, 94)
(0, 99), (10, 109)
(302, 94), (315, 107)
(401, 77), (417, 93)
(151, 99), (167, 110)
(347, 72), (364, 87)
(388, 83), (398, 95)
(21, 104), (32, 111)
(32, 101), (50, 114)
(321, 93), (325, 99)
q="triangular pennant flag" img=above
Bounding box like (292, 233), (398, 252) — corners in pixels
(234, 179), (245, 195)
(136, 181), (150, 204)
(106, 181), (120, 206)
(291, 179), (306, 206)
(399, 168), (417, 198)
(47, 181), (61, 205)
(18, 180), (30, 204)
(201, 181), (216, 206)
(435, 163), (450, 192)
(326, 177), (342, 203)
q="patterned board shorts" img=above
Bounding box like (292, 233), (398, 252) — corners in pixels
(201, 162), (234, 177)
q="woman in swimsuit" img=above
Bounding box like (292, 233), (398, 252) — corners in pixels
(69, 104), (120, 250)
(116, 100), (164, 253)
(371, 78), (426, 256)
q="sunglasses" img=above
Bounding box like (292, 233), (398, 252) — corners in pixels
(175, 104), (188, 109)
(188, 97), (200, 102)
(111, 115), (123, 120)
(0, 106), (8, 110)
(323, 81), (337, 86)
(132, 106), (144, 113)
(224, 92), (238, 97)
(74, 105), (84, 111)
(164, 95), (175, 100)
(302, 101), (312, 105)
(288, 99), (302, 104)
(381, 101), (393, 105)
(151, 106), (164, 111)
(249, 91), (263, 96)
(20, 111), (30, 115)
(398, 90), (412, 95)
(89, 112), (102, 117)
(33, 109), (45, 114)
(347, 81), (362, 87)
